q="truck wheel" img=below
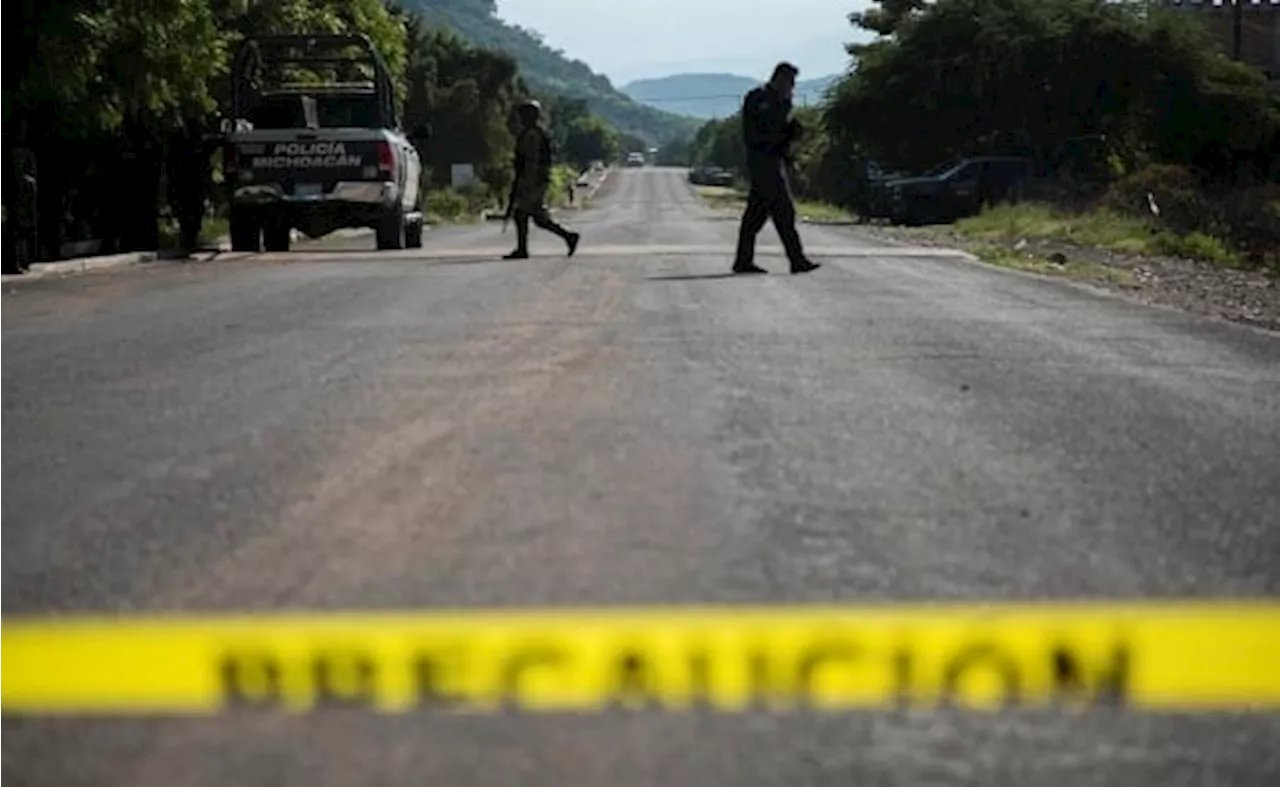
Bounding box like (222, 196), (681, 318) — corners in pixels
(405, 217), (424, 249)
(229, 210), (261, 253)
(376, 209), (405, 251)
(263, 219), (291, 252)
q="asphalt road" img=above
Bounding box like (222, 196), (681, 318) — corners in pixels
(4, 167), (1279, 786)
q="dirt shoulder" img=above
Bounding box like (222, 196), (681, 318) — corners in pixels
(854, 222), (1280, 334)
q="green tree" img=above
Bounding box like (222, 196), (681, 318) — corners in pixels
(826, 0), (1279, 178)
(848, 0), (927, 38)
(562, 116), (619, 171)
(398, 22), (524, 197)
(691, 116), (744, 175)
(656, 135), (694, 167)
(617, 131), (648, 156)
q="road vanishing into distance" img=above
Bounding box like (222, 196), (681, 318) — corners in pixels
(4, 167), (1279, 786)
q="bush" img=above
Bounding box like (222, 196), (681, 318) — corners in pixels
(1217, 184), (1280, 269)
(1099, 165), (1206, 233)
(547, 164), (579, 208)
(1100, 165), (1279, 269)
(425, 189), (470, 222)
(1152, 231), (1238, 266)
(455, 181), (493, 213)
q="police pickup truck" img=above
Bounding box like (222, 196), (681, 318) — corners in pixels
(222, 34), (424, 252)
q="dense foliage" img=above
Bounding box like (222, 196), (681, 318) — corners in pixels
(685, 0), (1279, 196)
(4, 0), (630, 264)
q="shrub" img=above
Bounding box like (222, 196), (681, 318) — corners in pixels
(1099, 165), (1206, 234)
(1153, 231), (1239, 266)
(425, 189), (470, 222)
(1099, 166), (1279, 270)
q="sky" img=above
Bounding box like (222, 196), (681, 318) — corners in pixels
(496, 0), (875, 86)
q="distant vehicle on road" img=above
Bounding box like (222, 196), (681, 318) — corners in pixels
(221, 34), (424, 252)
(625, 152), (646, 167)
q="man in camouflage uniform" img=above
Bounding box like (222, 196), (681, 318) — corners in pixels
(504, 100), (581, 260)
(733, 62), (820, 275)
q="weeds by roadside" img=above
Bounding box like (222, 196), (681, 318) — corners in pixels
(955, 203), (1244, 269)
(968, 242), (1137, 286)
(429, 165), (583, 224)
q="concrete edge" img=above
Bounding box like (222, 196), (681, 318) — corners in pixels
(2, 252), (159, 283)
(1, 227), (384, 283)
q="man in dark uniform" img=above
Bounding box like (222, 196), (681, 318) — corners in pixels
(504, 100), (581, 260)
(733, 62), (820, 275)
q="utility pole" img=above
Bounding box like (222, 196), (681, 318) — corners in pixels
(1232, 0), (1243, 61)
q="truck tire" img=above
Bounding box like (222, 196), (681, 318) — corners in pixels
(263, 218), (291, 253)
(229, 209), (261, 253)
(376, 209), (405, 251)
(405, 216), (424, 249)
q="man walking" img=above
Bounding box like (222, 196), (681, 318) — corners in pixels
(732, 62), (820, 275)
(504, 100), (581, 260)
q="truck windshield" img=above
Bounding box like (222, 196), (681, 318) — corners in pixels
(316, 94), (382, 128)
(247, 96), (309, 129)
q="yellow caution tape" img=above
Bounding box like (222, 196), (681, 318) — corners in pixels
(3, 602), (1279, 716)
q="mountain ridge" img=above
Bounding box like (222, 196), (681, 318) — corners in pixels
(621, 72), (843, 119)
(401, 0), (699, 142)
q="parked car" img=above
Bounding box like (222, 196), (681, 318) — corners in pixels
(886, 156), (1032, 225)
(688, 166), (736, 187)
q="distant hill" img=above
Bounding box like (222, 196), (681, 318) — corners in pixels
(621, 72), (844, 119)
(402, 0), (699, 143)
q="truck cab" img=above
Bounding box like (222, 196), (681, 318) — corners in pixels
(222, 35), (424, 252)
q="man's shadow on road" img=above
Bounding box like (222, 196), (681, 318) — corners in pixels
(647, 273), (744, 281)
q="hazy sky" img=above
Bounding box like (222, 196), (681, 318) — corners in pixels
(496, 1), (874, 86)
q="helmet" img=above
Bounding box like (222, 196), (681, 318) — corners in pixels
(515, 99), (542, 125)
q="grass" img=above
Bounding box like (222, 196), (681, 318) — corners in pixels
(156, 213), (232, 250)
(954, 202), (1242, 267)
(969, 242), (1137, 287)
(696, 185), (746, 212)
(695, 185), (853, 223)
(434, 166), (583, 225)
(201, 215), (229, 246)
(425, 189), (484, 225)
(547, 164), (581, 209)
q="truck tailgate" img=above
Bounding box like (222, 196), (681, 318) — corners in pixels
(233, 132), (387, 193)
